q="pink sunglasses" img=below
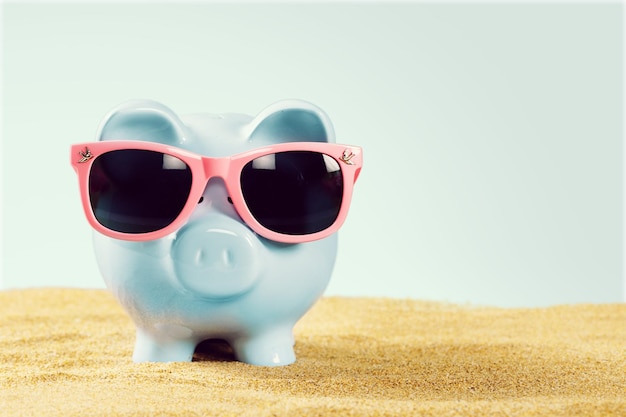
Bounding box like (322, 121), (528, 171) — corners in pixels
(71, 140), (362, 244)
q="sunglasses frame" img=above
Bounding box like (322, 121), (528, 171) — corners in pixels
(71, 140), (362, 244)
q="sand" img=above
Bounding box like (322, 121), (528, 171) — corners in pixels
(1, 288), (625, 416)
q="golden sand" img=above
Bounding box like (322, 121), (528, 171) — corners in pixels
(1, 289), (625, 416)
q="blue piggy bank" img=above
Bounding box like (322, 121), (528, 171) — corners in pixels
(73, 100), (362, 366)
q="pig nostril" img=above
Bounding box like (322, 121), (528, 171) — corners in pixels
(198, 196), (204, 204)
(194, 250), (204, 266)
(222, 249), (232, 267)
(227, 197), (233, 204)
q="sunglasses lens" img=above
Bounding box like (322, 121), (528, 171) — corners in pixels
(88, 149), (192, 233)
(240, 151), (343, 235)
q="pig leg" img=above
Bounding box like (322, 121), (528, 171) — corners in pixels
(231, 326), (296, 366)
(132, 326), (198, 362)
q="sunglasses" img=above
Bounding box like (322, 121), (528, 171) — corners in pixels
(70, 140), (362, 244)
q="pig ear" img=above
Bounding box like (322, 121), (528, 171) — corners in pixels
(247, 100), (335, 144)
(96, 99), (188, 145)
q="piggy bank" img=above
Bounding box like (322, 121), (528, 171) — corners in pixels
(70, 100), (362, 366)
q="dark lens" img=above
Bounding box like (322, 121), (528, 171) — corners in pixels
(240, 151), (343, 236)
(88, 149), (192, 234)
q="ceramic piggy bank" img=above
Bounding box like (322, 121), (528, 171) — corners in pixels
(70, 100), (362, 366)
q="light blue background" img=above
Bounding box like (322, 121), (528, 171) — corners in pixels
(1, 2), (623, 307)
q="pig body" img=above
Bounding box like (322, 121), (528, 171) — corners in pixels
(92, 100), (339, 366)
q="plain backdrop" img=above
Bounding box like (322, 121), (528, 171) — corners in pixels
(1, 1), (623, 307)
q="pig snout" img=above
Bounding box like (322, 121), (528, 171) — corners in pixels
(172, 213), (262, 299)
